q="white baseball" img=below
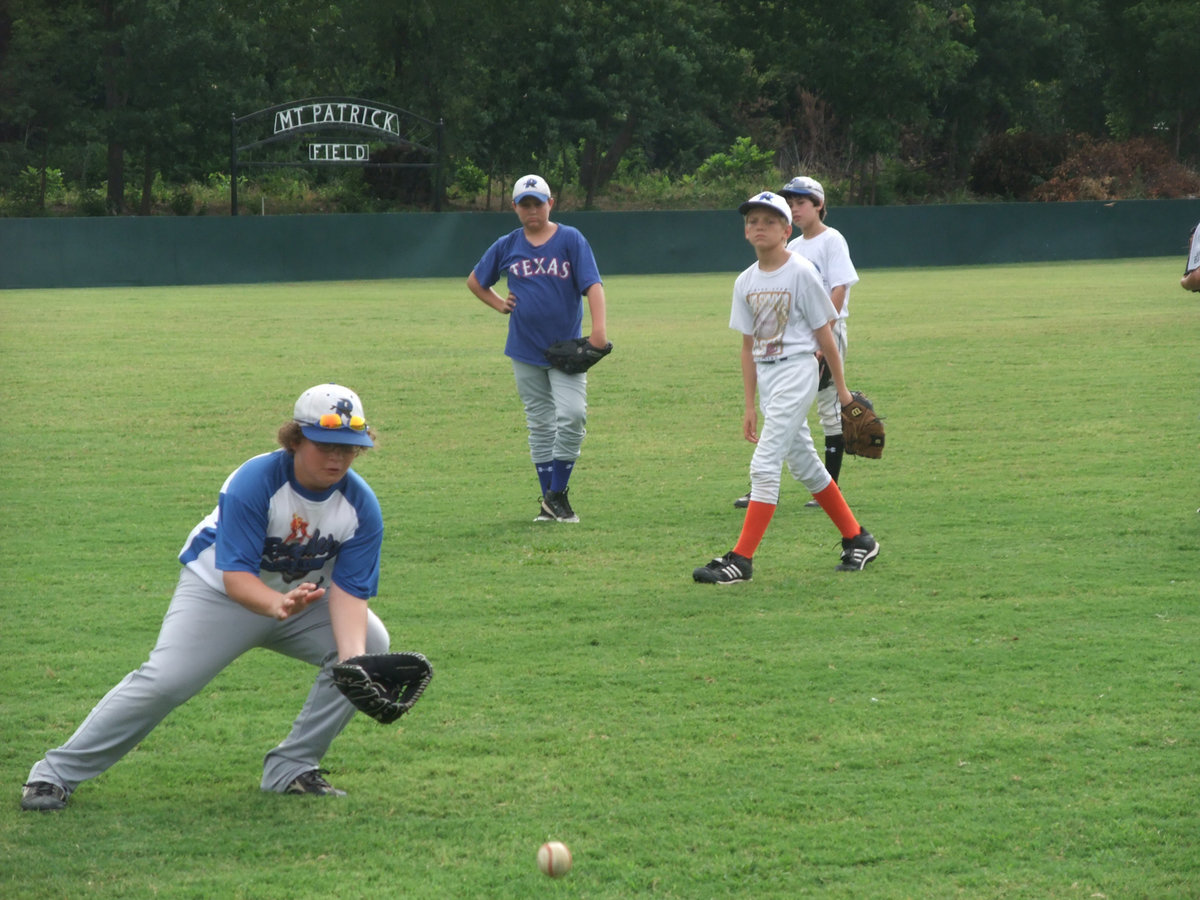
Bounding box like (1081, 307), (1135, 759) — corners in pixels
(537, 841), (572, 877)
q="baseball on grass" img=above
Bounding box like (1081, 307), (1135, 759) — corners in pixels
(537, 841), (572, 877)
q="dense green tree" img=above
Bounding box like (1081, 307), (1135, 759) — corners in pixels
(1102, 0), (1200, 157)
(448, 0), (745, 207)
(101, 0), (259, 212)
(0, 0), (104, 203)
(729, 0), (976, 200)
(937, 0), (1102, 179)
(2, 0), (1198, 211)
(543, 0), (742, 206)
(1, 0), (261, 212)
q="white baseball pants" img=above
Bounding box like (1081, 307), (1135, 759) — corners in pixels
(748, 354), (834, 504)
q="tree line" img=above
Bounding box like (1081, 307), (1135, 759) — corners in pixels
(2, 0), (1198, 215)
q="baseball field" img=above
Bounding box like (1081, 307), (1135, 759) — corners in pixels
(2, 257), (1197, 898)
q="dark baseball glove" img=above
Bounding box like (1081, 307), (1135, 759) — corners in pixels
(841, 391), (885, 459)
(544, 337), (612, 374)
(817, 354), (832, 391)
(331, 651), (433, 724)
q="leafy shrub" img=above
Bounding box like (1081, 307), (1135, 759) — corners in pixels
(168, 187), (195, 216)
(1031, 137), (1200, 201)
(968, 131), (1071, 200)
(695, 137), (775, 182)
(76, 188), (108, 217)
(451, 158), (488, 197)
(7, 165), (67, 214)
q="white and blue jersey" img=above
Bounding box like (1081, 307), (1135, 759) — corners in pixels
(178, 449), (382, 599)
(471, 224), (603, 366)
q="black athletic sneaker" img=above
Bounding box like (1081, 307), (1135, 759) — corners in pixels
(693, 551), (753, 584)
(733, 491), (751, 509)
(533, 499), (556, 522)
(21, 781), (68, 811)
(836, 530), (879, 571)
(541, 489), (579, 523)
(284, 769), (347, 797)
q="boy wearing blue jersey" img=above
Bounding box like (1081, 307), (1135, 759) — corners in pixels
(468, 175), (609, 523)
(22, 385), (393, 811)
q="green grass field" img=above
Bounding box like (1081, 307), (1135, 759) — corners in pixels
(2, 259), (1198, 899)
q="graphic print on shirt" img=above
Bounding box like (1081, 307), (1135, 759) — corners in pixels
(748, 288), (793, 359)
(507, 256), (573, 280)
(286, 514), (309, 542)
(263, 512), (340, 585)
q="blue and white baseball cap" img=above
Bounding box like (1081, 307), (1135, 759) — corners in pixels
(512, 174), (552, 203)
(779, 175), (825, 204)
(738, 191), (792, 222)
(294, 383), (373, 447)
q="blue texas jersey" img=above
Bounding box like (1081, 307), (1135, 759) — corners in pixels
(472, 224), (602, 366)
(178, 449), (382, 599)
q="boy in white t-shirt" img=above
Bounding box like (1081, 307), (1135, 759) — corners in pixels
(783, 176), (859, 500)
(694, 192), (879, 584)
(734, 175), (861, 509)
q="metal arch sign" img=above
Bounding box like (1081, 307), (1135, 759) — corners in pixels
(230, 96), (444, 214)
(272, 101), (403, 139)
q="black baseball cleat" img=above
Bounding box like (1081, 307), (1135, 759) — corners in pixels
(733, 491), (751, 509)
(693, 551), (753, 584)
(541, 488), (579, 523)
(21, 781), (68, 811)
(284, 769), (347, 797)
(533, 499), (556, 522)
(836, 530), (879, 571)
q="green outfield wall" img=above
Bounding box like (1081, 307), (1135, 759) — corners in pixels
(3, 198), (1199, 289)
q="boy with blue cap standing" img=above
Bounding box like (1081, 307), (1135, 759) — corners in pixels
(467, 175), (610, 523)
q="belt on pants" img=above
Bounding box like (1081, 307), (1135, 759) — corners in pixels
(757, 356), (792, 365)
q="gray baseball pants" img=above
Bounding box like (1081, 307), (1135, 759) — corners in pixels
(512, 359), (587, 464)
(27, 567), (389, 796)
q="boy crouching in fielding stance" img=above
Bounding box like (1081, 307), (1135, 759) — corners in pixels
(693, 192), (879, 584)
(22, 385), (391, 810)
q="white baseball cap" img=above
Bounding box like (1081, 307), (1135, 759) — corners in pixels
(737, 191), (792, 223)
(512, 174), (551, 203)
(780, 176), (825, 204)
(294, 383), (373, 447)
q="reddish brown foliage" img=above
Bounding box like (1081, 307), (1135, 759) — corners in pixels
(1032, 137), (1200, 201)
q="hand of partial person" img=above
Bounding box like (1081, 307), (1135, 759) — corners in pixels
(274, 583), (325, 620)
(499, 292), (517, 313)
(743, 410), (758, 444)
